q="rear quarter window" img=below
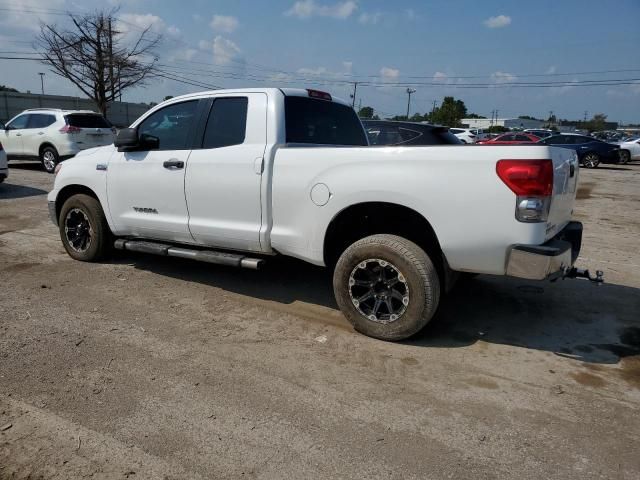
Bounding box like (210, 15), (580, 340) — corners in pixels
(65, 114), (111, 128)
(285, 97), (367, 146)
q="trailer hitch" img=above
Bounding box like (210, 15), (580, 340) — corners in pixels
(560, 267), (604, 285)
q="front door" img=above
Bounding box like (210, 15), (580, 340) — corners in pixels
(185, 93), (267, 252)
(2, 113), (30, 156)
(106, 100), (200, 243)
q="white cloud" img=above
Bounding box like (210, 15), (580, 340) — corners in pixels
(210, 15), (239, 33)
(118, 13), (182, 41)
(285, 0), (358, 19)
(342, 61), (353, 73)
(405, 9), (418, 21)
(549, 79), (578, 95)
(546, 66), (557, 75)
(484, 15), (511, 28)
(433, 71), (448, 83)
(358, 11), (382, 24)
(491, 71), (517, 83)
(298, 66), (329, 76)
(167, 48), (198, 62)
(199, 35), (243, 66)
(0, 0), (65, 31)
(380, 67), (400, 82)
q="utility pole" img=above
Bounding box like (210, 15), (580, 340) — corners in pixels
(38, 72), (45, 95)
(584, 111), (588, 122)
(406, 88), (416, 119)
(431, 100), (437, 121)
(351, 82), (358, 108)
(108, 16), (115, 103)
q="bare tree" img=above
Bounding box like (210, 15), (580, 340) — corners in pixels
(36, 9), (161, 117)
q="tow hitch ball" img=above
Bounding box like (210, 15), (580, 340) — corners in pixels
(560, 267), (605, 284)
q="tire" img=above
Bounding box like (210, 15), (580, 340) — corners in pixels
(582, 152), (600, 169)
(59, 194), (112, 262)
(333, 234), (441, 341)
(619, 150), (631, 165)
(40, 145), (59, 173)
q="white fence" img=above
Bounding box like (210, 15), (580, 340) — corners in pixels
(0, 91), (151, 127)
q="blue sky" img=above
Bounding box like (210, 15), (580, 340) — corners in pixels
(1, 0), (639, 123)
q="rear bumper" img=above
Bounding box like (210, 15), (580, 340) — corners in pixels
(506, 221), (582, 280)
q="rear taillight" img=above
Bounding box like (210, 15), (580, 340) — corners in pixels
(59, 125), (82, 134)
(497, 159), (553, 223)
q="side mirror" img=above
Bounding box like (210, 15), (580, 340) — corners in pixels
(114, 128), (139, 151)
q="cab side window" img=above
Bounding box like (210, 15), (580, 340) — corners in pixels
(7, 114), (30, 130)
(201, 97), (248, 149)
(137, 101), (198, 151)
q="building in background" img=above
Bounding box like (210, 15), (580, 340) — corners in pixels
(461, 117), (546, 130)
(0, 91), (151, 127)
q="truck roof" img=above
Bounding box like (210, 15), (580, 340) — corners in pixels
(164, 88), (351, 108)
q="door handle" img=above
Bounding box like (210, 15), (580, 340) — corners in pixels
(15, 133), (22, 136)
(163, 160), (184, 169)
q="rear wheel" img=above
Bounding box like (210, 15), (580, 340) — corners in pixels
(582, 152), (600, 169)
(40, 146), (59, 173)
(333, 234), (440, 341)
(59, 194), (112, 261)
(619, 150), (631, 165)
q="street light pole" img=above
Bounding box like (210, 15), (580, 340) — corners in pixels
(38, 72), (45, 95)
(406, 88), (416, 119)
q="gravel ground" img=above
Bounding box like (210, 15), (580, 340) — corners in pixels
(1, 160), (639, 479)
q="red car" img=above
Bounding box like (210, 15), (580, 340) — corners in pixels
(476, 133), (541, 145)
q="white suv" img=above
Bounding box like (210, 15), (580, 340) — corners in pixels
(449, 128), (481, 144)
(1, 109), (115, 173)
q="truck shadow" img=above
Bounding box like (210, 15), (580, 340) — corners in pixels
(122, 253), (639, 365)
(0, 182), (48, 199)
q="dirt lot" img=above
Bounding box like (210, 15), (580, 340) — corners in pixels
(1, 160), (639, 479)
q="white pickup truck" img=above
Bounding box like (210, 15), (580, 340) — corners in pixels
(48, 88), (596, 341)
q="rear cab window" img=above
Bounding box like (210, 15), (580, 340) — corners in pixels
(285, 96), (367, 146)
(65, 114), (111, 129)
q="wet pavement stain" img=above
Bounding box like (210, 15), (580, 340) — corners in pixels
(466, 377), (500, 390)
(619, 357), (640, 389)
(401, 357), (419, 366)
(570, 372), (607, 388)
(576, 182), (595, 200)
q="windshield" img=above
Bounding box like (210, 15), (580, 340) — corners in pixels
(285, 96), (367, 146)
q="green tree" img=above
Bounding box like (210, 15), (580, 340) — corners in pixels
(586, 113), (607, 132)
(0, 85), (19, 92)
(431, 96), (468, 127)
(466, 113), (486, 119)
(163, 95), (174, 101)
(358, 106), (375, 119)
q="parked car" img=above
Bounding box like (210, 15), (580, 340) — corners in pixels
(49, 87), (590, 341)
(476, 133), (541, 145)
(1, 109), (116, 173)
(363, 120), (461, 146)
(618, 137), (640, 164)
(538, 134), (621, 168)
(0, 141), (7, 183)
(524, 129), (555, 139)
(449, 128), (478, 144)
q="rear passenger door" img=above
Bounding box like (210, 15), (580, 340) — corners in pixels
(185, 93), (267, 252)
(22, 113), (57, 156)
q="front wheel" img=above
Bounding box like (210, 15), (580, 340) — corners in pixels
(40, 146), (59, 173)
(582, 152), (600, 168)
(59, 194), (112, 261)
(333, 234), (441, 341)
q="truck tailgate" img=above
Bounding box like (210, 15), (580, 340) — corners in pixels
(546, 147), (580, 239)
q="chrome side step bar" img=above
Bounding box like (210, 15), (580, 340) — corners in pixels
(114, 239), (264, 270)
